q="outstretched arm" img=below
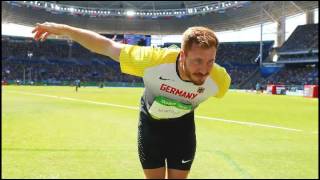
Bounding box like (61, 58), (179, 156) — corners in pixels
(32, 22), (124, 62)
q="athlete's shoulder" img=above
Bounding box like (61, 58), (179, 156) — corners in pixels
(119, 45), (180, 77)
(209, 63), (231, 98)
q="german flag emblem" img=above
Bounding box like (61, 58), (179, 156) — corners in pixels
(197, 87), (205, 93)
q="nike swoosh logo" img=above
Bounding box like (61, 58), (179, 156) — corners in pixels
(159, 76), (171, 81)
(181, 159), (192, 164)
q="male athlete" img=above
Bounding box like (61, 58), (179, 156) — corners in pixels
(32, 22), (231, 179)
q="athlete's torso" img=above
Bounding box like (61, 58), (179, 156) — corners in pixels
(119, 45), (231, 119)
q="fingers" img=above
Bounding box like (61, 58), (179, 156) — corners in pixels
(32, 24), (41, 41)
(40, 32), (51, 42)
(32, 22), (56, 42)
(33, 30), (44, 41)
(33, 23), (49, 41)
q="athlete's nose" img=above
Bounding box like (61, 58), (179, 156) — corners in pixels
(198, 67), (209, 77)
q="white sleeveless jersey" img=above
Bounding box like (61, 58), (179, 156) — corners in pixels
(119, 45), (231, 119)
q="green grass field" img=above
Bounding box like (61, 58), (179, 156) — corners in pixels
(2, 85), (318, 178)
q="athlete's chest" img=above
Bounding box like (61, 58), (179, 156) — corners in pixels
(143, 63), (218, 106)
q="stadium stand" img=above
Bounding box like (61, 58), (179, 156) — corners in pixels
(2, 23), (318, 89)
(2, 35), (143, 86)
(278, 24), (318, 53)
(216, 41), (274, 89)
(244, 24), (319, 90)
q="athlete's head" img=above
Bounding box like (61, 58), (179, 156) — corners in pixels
(180, 26), (219, 85)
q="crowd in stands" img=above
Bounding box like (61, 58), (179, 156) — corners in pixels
(227, 66), (258, 88)
(2, 60), (141, 84)
(259, 65), (318, 87)
(216, 41), (274, 88)
(278, 53), (318, 62)
(2, 36), (143, 85)
(244, 23), (319, 89)
(275, 23), (319, 77)
(2, 24), (318, 89)
(216, 41), (273, 65)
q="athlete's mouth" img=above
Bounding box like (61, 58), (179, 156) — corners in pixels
(193, 73), (208, 79)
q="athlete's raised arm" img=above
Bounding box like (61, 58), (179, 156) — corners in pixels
(32, 22), (124, 62)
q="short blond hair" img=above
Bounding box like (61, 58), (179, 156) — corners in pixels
(181, 26), (219, 52)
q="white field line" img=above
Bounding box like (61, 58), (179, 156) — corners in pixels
(5, 90), (316, 134)
(195, 115), (303, 132)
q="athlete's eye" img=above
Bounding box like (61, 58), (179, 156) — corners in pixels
(192, 59), (202, 65)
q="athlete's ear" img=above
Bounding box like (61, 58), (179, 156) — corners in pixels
(180, 49), (187, 62)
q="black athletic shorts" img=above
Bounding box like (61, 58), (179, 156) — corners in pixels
(137, 99), (196, 170)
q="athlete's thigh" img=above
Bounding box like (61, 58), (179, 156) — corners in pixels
(166, 129), (196, 170)
(138, 112), (166, 169)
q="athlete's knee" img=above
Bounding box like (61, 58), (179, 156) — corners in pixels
(167, 169), (190, 179)
(143, 167), (166, 179)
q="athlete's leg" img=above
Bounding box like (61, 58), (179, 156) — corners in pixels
(167, 169), (190, 179)
(138, 111), (166, 179)
(165, 113), (196, 179)
(143, 167), (166, 179)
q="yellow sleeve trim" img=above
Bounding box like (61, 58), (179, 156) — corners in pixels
(119, 45), (179, 77)
(210, 63), (231, 98)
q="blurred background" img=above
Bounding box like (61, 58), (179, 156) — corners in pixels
(2, 1), (318, 93)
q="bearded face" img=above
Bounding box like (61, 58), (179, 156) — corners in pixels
(180, 44), (216, 86)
